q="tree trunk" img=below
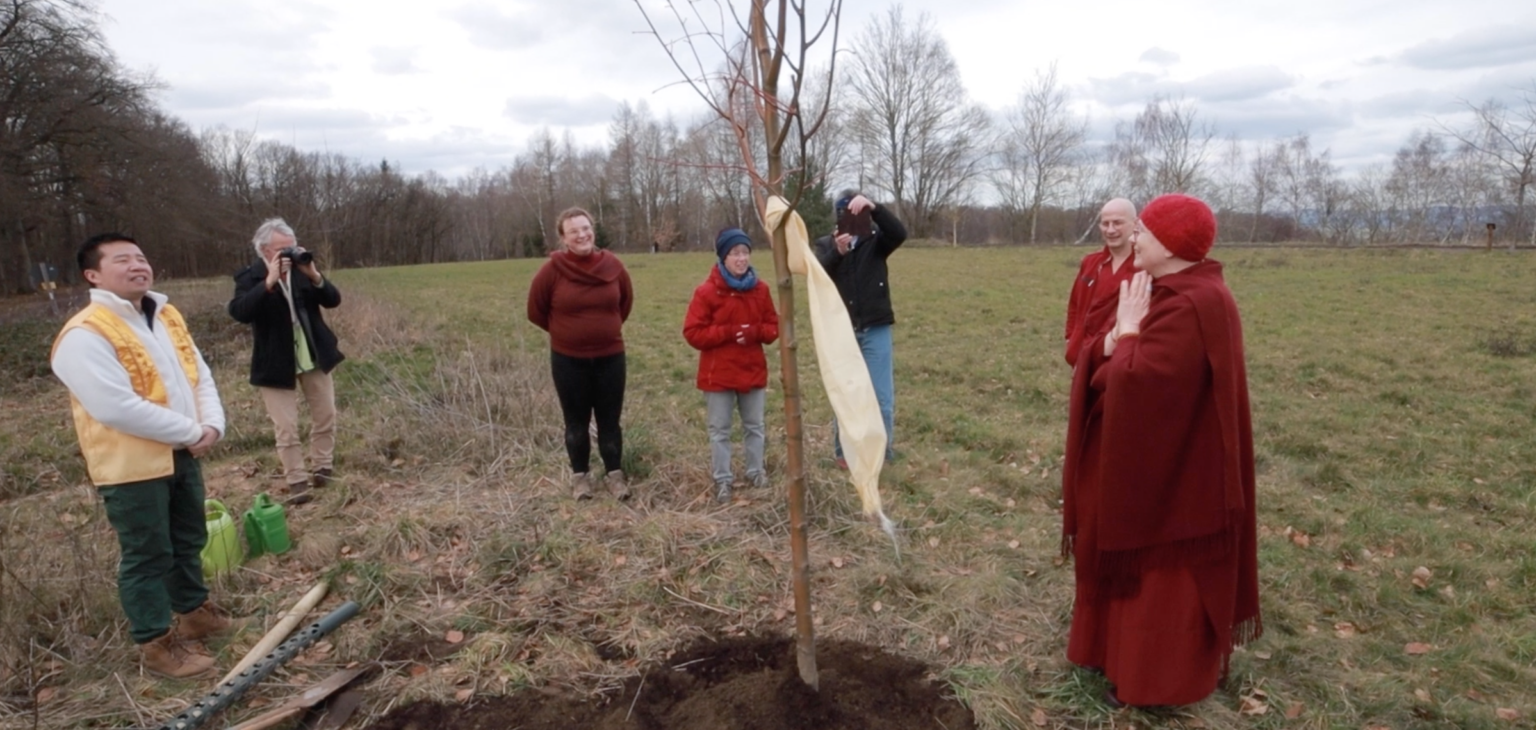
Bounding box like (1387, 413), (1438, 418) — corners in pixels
(753, 0), (816, 690)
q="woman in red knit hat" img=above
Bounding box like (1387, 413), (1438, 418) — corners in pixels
(1061, 193), (1262, 706)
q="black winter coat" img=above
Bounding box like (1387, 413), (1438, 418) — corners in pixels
(228, 259), (345, 388)
(813, 204), (908, 329)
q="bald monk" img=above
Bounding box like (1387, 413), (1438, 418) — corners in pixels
(1064, 198), (1140, 368)
(1061, 194), (1261, 706)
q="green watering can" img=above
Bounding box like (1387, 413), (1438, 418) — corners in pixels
(243, 493), (292, 558)
(200, 499), (242, 577)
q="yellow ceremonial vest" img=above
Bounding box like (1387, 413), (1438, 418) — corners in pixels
(52, 302), (201, 486)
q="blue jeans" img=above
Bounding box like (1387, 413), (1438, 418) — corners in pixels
(834, 324), (895, 461)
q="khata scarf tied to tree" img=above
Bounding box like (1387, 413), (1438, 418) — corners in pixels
(766, 196), (897, 548)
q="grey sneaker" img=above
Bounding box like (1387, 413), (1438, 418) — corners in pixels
(749, 472), (770, 489)
(605, 470), (631, 501)
(715, 481), (733, 503)
(570, 472), (594, 500)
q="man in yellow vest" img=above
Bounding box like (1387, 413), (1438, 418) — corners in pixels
(51, 233), (242, 679)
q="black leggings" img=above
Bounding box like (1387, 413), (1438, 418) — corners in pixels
(550, 351), (625, 474)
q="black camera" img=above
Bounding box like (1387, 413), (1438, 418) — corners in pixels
(279, 246), (314, 265)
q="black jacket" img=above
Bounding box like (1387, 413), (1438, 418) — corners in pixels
(813, 204), (908, 329)
(229, 259), (345, 388)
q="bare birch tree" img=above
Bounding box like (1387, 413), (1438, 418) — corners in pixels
(634, 0), (844, 688)
(994, 63), (1087, 244)
(844, 5), (991, 238)
(1440, 83), (1536, 248)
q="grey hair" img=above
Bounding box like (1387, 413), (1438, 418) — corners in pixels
(251, 218), (297, 256)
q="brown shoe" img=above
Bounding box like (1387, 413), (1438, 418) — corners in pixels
(311, 467), (333, 489)
(570, 472), (594, 500)
(285, 481), (313, 506)
(176, 601), (250, 641)
(140, 631), (216, 679)
(605, 470), (631, 501)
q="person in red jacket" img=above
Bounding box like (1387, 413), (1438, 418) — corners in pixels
(527, 207), (635, 501)
(683, 228), (780, 503)
(1061, 194), (1261, 707)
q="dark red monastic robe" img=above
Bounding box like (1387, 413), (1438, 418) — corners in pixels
(1064, 248), (1140, 367)
(1061, 259), (1261, 706)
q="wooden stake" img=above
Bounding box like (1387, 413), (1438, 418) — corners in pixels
(219, 582), (329, 686)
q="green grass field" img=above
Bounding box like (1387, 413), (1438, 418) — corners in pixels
(1, 245), (1533, 729)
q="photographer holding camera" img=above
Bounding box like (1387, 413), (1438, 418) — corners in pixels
(229, 218), (344, 505)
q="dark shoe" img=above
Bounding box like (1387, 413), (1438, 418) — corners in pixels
(285, 481), (313, 506)
(834, 456), (848, 471)
(311, 467), (333, 489)
(140, 631), (216, 679)
(1104, 687), (1124, 709)
(749, 472), (771, 489)
(715, 481), (733, 503)
(175, 601), (251, 641)
(606, 470), (631, 501)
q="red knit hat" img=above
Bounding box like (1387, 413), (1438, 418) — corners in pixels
(1140, 194), (1217, 261)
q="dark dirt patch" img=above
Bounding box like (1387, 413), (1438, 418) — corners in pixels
(362, 635), (975, 730)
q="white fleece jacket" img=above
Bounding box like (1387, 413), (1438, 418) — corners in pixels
(51, 289), (225, 448)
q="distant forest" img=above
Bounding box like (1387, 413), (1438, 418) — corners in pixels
(4, 0), (1534, 294)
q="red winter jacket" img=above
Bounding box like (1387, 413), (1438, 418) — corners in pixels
(683, 265), (779, 392)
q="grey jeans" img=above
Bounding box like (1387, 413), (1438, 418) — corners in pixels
(705, 388), (766, 486)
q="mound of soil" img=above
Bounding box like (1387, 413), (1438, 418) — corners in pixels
(362, 635), (976, 730)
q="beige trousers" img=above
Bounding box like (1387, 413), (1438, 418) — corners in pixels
(258, 370), (336, 485)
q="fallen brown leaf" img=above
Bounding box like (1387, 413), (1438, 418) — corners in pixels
(1414, 688), (1432, 702)
(1285, 702), (1304, 719)
(35, 687), (56, 704)
(454, 688), (473, 702)
(937, 635), (950, 650)
(1405, 642), (1432, 655)
(1239, 696), (1268, 715)
(1334, 621), (1357, 639)
(614, 554), (627, 567)
(1031, 707), (1047, 727)
(928, 536), (940, 548)
(871, 601), (883, 613)
(409, 664), (428, 678)
(1411, 566), (1432, 589)
(831, 557), (844, 568)
(1496, 708), (1519, 721)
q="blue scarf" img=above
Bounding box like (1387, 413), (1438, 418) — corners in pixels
(718, 263), (758, 292)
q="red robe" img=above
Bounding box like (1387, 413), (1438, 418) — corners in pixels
(1061, 260), (1261, 706)
(1064, 247), (1139, 367)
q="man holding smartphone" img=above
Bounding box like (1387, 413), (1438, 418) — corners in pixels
(814, 190), (908, 467)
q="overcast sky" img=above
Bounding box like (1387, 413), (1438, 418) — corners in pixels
(96, 0), (1536, 179)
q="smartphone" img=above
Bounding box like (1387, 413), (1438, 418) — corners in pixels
(836, 207), (873, 238)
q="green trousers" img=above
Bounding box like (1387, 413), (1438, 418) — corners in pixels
(98, 450), (210, 644)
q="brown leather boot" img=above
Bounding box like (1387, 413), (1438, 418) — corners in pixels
(140, 631), (216, 679)
(311, 467), (333, 488)
(570, 472), (594, 500)
(176, 601), (250, 641)
(605, 470), (631, 501)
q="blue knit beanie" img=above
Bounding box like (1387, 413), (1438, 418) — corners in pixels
(715, 228), (752, 262)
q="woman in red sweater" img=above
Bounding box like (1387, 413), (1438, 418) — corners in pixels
(683, 228), (779, 502)
(527, 207), (634, 501)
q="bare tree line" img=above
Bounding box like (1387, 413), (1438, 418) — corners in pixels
(4, 0), (1535, 294)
